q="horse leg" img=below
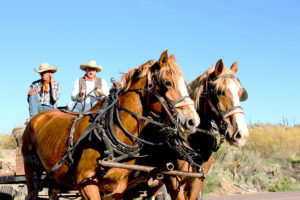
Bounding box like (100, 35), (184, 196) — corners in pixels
(48, 186), (60, 200)
(185, 155), (215, 200)
(185, 178), (204, 200)
(164, 177), (185, 200)
(22, 131), (44, 200)
(78, 178), (128, 200)
(153, 184), (171, 200)
(23, 162), (43, 200)
(80, 184), (101, 200)
(110, 177), (130, 200)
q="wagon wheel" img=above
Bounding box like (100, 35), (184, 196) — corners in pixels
(0, 186), (16, 200)
(156, 185), (170, 200)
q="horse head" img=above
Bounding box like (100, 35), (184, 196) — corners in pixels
(121, 50), (200, 137)
(190, 59), (248, 147)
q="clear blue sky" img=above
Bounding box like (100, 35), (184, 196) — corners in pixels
(0, 0), (299, 134)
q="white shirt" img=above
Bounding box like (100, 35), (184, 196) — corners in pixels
(71, 77), (109, 105)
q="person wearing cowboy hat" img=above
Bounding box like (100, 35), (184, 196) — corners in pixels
(28, 63), (61, 117)
(67, 60), (109, 112)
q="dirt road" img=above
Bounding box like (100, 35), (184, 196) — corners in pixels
(203, 191), (300, 200)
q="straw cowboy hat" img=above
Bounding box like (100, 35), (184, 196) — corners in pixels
(34, 63), (57, 73)
(80, 60), (102, 72)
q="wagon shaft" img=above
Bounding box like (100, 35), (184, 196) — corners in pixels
(98, 160), (205, 178)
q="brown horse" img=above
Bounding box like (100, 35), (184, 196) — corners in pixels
(163, 59), (249, 200)
(22, 50), (200, 200)
(124, 58), (249, 200)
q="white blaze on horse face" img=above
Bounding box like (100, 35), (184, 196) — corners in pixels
(178, 76), (200, 127)
(228, 80), (249, 145)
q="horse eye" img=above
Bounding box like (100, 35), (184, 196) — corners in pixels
(164, 81), (172, 87)
(217, 90), (225, 96)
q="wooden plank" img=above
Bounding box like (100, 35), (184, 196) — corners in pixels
(15, 147), (25, 175)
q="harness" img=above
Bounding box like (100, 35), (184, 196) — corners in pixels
(25, 68), (192, 199)
(170, 73), (247, 181)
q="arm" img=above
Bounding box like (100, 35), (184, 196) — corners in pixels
(27, 81), (39, 102)
(51, 82), (60, 102)
(71, 78), (82, 101)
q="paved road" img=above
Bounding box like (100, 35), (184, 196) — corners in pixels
(203, 191), (300, 200)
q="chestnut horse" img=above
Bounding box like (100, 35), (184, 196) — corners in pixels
(22, 51), (200, 200)
(161, 59), (249, 200)
(124, 59), (249, 200)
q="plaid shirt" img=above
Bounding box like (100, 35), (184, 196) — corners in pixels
(28, 79), (60, 108)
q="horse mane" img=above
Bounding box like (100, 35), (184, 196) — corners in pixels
(189, 66), (241, 109)
(120, 58), (185, 92)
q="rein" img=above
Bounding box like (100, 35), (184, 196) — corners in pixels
(25, 91), (119, 200)
(25, 73), (190, 199)
(164, 133), (207, 180)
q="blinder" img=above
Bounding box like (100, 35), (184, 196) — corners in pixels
(240, 88), (248, 102)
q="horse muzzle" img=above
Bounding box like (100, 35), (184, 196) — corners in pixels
(177, 110), (200, 136)
(229, 128), (249, 147)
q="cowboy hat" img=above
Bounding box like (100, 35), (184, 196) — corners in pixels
(34, 63), (57, 73)
(80, 60), (102, 72)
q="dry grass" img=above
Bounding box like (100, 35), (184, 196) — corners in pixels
(203, 124), (300, 196)
(247, 124), (300, 159)
(0, 134), (17, 149)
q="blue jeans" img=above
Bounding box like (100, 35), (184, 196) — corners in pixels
(28, 94), (54, 117)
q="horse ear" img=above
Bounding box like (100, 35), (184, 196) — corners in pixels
(169, 54), (176, 62)
(158, 50), (169, 67)
(214, 59), (224, 76)
(230, 61), (238, 74)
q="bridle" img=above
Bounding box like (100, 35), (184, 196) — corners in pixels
(179, 73), (248, 179)
(201, 73), (247, 136)
(144, 68), (195, 124)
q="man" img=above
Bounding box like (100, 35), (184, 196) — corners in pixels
(67, 60), (109, 112)
(28, 63), (60, 117)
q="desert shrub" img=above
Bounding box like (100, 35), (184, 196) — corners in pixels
(247, 125), (300, 160)
(203, 125), (300, 196)
(203, 143), (263, 195)
(0, 134), (17, 149)
(202, 168), (221, 195)
(267, 176), (299, 192)
(202, 162), (233, 195)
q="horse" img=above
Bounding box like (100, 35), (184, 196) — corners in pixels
(21, 50), (200, 200)
(124, 58), (249, 200)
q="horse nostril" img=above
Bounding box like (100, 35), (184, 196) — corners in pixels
(234, 131), (242, 140)
(187, 118), (196, 128)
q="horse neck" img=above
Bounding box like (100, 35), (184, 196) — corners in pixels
(197, 79), (214, 130)
(115, 79), (148, 144)
(198, 104), (213, 131)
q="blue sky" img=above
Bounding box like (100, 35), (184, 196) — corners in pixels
(0, 0), (299, 134)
